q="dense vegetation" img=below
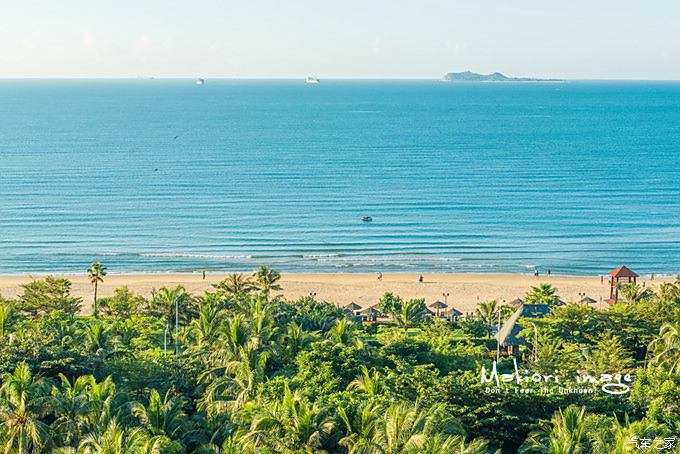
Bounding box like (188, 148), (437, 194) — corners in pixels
(0, 266), (678, 453)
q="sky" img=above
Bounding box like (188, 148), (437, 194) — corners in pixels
(1, 0), (679, 79)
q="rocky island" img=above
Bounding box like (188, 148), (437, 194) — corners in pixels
(440, 71), (561, 82)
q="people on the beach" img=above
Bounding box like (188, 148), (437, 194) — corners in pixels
(377, 272), (383, 281)
(534, 269), (539, 277)
(202, 270), (206, 280)
(418, 275), (424, 283)
(547, 268), (552, 276)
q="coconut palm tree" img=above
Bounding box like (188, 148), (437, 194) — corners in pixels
(338, 403), (382, 454)
(373, 402), (465, 454)
(475, 300), (499, 338)
(239, 384), (334, 452)
(87, 262), (107, 316)
(80, 319), (115, 355)
(200, 347), (269, 414)
(49, 374), (96, 448)
(589, 415), (662, 454)
(151, 286), (194, 338)
(251, 265), (282, 293)
(77, 418), (166, 454)
(347, 366), (386, 397)
(394, 299), (428, 332)
(647, 322), (680, 374)
(131, 389), (190, 442)
(282, 322), (317, 360)
(519, 405), (590, 454)
(326, 318), (361, 346)
(188, 304), (224, 348)
(81, 376), (117, 433)
(525, 284), (559, 306)
(617, 283), (647, 304)
(0, 302), (13, 339)
(214, 273), (254, 297)
(0, 363), (52, 454)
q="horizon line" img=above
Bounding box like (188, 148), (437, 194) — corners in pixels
(1, 76), (680, 82)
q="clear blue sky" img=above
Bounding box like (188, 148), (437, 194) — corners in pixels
(2, 0), (678, 79)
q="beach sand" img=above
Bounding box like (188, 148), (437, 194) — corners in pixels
(0, 273), (672, 314)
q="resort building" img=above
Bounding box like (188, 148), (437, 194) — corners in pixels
(497, 303), (551, 356)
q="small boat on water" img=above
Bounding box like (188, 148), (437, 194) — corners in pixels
(196, 78), (205, 85)
(306, 76), (320, 84)
(361, 216), (373, 222)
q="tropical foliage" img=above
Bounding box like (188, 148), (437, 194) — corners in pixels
(0, 271), (678, 453)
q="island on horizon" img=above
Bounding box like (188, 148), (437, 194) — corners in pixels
(440, 70), (562, 82)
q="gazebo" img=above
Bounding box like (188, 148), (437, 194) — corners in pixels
(445, 307), (463, 321)
(606, 266), (639, 305)
(358, 305), (381, 322)
(344, 302), (362, 316)
(429, 300), (448, 317)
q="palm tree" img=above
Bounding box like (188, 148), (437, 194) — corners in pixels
(83, 376), (116, 433)
(49, 374), (95, 448)
(525, 284), (559, 306)
(347, 366), (386, 396)
(282, 322), (317, 359)
(647, 322), (680, 374)
(200, 346), (269, 414)
(87, 262), (107, 316)
(475, 300), (499, 338)
(618, 283), (647, 304)
(77, 418), (167, 454)
(338, 403), (382, 454)
(239, 384), (334, 452)
(78, 320), (120, 370)
(214, 273), (254, 297)
(252, 265), (282, 293)
(519, 405), (590, 454)
(188, 304), (224, 348)
(394, 299), (428, 331)
(0, 302), (13, 339)
(131, 389), (189, 442)
(0, 363), (52, 454)
(325, 318), (357, 346)
(151, 285), (193, 333)
(373, 402), (465, 454)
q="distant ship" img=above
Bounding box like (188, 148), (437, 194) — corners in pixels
(306, 76), (320, 84)
(196, 78), (205, 85)
(361, 216), (373, 222)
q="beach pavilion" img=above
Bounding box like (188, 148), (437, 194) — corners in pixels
(358, 305), (381, 322)
(429, 300), (448, 317)
(606, 265), (639, 304)
(344, 302), (362, 316)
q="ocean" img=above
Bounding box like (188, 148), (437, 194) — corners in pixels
(1, 79), (679, 275)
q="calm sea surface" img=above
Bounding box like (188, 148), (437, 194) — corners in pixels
(1, 80), (679, 275)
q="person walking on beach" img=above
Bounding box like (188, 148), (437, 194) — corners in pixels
(202, 270), (206, 280)
(418, 274), (424, 283)
(547, 268), (552, 276)
(377, 272), (383, 281)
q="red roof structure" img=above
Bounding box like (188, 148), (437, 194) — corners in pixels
(606, 265), (639, 305)
(609, 266), (639, 278)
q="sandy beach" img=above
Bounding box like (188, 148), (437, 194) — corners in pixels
(0, 272), (672, 314)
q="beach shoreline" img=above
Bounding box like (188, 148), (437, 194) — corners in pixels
(1, 272), (673, 314)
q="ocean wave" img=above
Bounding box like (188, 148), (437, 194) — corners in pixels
(139, 252), (253, 260)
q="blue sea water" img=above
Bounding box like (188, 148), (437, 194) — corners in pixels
(1, 79), (679, 275)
